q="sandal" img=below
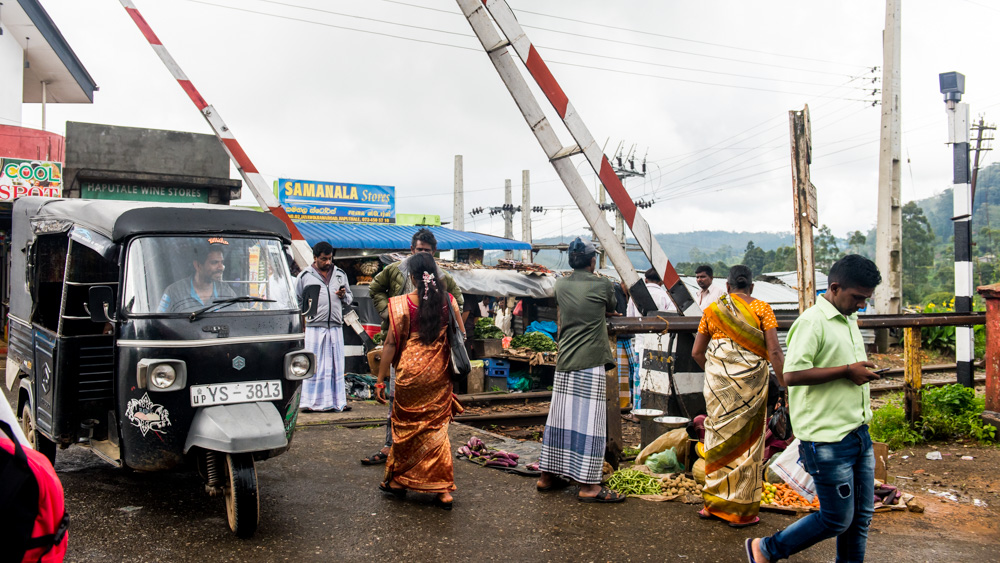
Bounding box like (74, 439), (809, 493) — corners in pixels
(536, 477), (571, 492)
(361, 451), (389, 465)
(697, 508), (722, 521)
(378, 481), (406, 499)
(729, 517), (760, 529)
(577, 486), (627, 503)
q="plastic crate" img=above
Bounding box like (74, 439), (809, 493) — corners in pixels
(482, 358), (510, 378)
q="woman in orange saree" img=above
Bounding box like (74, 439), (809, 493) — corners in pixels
(375, 252), (464, 509)
(692, 265), (784, 528)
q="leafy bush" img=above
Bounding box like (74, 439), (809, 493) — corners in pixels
(870, 386), (997, 449)
(372, 331), (384, 345)
(920, 384), (996, 443)
(917, 299), (986, 357)
(870, 395), (922, 450)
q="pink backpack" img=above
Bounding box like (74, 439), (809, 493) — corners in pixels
(0, 420), (69, 562)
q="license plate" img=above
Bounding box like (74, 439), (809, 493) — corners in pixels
(190, 380), (283, 407)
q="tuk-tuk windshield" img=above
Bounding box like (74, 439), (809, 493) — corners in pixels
(123, 236), (298, 315)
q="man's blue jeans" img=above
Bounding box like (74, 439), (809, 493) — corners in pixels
(760, 425), (875, 563)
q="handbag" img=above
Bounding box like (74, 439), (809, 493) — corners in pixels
(447, 296), (472, 378)
(768, 390), (793, 441)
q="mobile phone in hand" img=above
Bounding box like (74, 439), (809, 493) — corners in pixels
(872, 367), (890, 375)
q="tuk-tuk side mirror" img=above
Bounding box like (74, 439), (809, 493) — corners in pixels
(89, 285), (117, 323)
(300, 285), (320, 320)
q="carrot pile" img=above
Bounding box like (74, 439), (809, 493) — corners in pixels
(762, 482), (820, 509)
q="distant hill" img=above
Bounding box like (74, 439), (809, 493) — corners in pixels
(528, 230), (794, 270)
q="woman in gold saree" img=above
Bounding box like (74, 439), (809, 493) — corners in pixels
(692, 265), (784, 528)
(375, 252), (464, 509)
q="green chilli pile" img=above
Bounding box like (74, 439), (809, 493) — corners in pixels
(607, 469), (662, 496)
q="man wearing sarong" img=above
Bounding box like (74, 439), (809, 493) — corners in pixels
(749, 255), (882, 563)
(296, 241), (353, 412)
(374, 252), (463, 509)
(692, 265), (785, 528)
(536, 238), (626, 503)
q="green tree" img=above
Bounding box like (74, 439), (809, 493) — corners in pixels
(901, 201), (936, 304)
(743, 241), (766, 275)
(815, 225), (840, 271)
(846, 230), (867, 256)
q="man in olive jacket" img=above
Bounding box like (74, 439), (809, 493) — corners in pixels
(360, 228), (463, 465)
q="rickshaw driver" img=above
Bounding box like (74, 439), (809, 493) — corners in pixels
(157, 240), (237, 313)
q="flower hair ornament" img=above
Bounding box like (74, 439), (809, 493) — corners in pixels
(422, 271), (438, 300)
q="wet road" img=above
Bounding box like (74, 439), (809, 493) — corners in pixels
(56, 422), (998, 562)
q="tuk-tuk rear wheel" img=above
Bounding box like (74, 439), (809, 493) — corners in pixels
(21, 403), (57, 465)
(224, 453), (259, 538)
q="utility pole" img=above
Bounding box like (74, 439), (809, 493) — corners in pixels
(598, 185), (607, 268)
(504, 178), (513, 260)
(875, 0), (902, 326)
(453, 155), (464, 231)
(521, 170), (531, 263)
(789, 105), (817, 313)
(611, 146), (646, 248)
(941, 72), (974, 388)
(970, 118), (995, 202)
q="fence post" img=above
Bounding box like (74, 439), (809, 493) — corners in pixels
(605, 335), (623, 469)
(976, 284), (1000, 428)
(903, 327), (922, 423)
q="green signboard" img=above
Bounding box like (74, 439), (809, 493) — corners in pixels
(81, 182), (209, 203)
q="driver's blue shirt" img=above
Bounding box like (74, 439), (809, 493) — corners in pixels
(157, 276), (237, 313)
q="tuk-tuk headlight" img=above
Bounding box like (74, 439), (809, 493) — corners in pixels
(137, 359), (187, 391)
(150, 364), (177, 389)
(285, 351), (315, 380)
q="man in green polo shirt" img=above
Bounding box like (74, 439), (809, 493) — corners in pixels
(749, 254), (882, 563)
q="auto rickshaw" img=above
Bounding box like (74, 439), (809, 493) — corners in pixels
(4, 197), (320, 538)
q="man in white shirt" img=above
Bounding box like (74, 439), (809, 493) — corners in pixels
(694, 265), (727, 310)
(626, 268), (676, 316)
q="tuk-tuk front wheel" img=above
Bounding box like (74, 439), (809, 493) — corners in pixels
(225, 453), (259, 538)
(21, 403), (57, 465)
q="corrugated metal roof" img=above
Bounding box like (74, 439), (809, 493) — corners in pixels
(762, 270), (829, 291)
(294, 222), (531, 251)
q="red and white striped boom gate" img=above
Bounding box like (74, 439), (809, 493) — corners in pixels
(118, 0), (312, 270)
(457, 0), (698, 315)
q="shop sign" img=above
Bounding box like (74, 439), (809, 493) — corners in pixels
(0, 158), (63, 201)
(81, 182), (209, 203)
(278, 177), (394, 223)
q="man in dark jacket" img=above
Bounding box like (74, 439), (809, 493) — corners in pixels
(295, 241), (353, 412)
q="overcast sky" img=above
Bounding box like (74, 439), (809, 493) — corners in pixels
(20, 0), (1000, 248)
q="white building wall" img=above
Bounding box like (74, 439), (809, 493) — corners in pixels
(0, 24), (24, 127)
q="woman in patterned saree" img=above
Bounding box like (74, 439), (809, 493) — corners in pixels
(374, 252), (464, 509)
(691, 265), (784, 528)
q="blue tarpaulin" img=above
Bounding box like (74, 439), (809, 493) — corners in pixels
(295, 222), (530, 251)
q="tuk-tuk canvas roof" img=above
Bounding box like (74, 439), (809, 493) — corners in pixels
(15, 197), (291, 242)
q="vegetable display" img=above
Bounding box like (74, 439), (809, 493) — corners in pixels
(457, 436), (520, 468)
(607, 469), (663, 496)
(762, 482), (820, 508)
(474, 317), (505, 340)
(660, 474), (702, 496)
(510, 332), (557, 352)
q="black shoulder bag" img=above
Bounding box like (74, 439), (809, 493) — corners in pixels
(447, 296), (472, 378)
(768, 389), (793, 441)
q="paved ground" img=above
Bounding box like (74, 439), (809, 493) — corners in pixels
(50, 416), (999, 563)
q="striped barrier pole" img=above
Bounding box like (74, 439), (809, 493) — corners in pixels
(945, 94), (974, 388)
(118, 0), (312, 270)
(471, 0), (697, 315)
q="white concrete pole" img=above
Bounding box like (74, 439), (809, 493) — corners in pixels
(453, 155), (464, 231)
(874, 0), (902, 315)
(521, 169), (531, 262)
(504, 178), (513, 259)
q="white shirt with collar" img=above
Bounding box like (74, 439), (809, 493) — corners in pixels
(626, 281), (676, 317)
(696, 282), (727, 310)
